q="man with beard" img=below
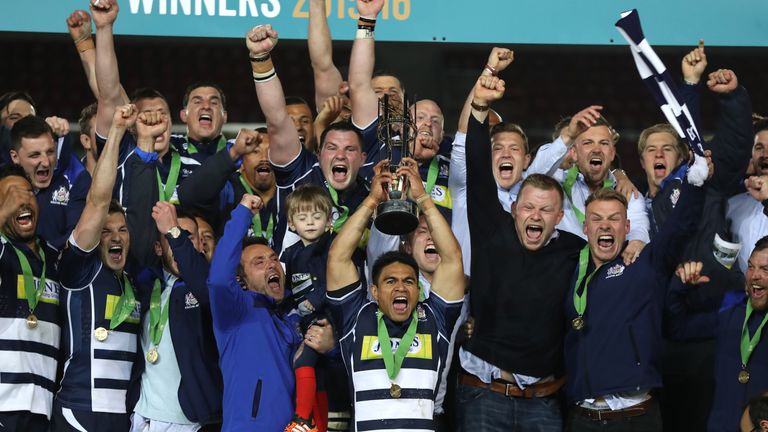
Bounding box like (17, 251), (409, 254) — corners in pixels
(326, 158), (464, 431)
(50, 105), (141, 431)
(727, 118), (768, 274)
(208, 192), (334, 431)
(551, 107), (650, 264)
(245, 24), (370, 253)
(9, 115), (91, 249)
(456, 75), (585, 431)
(668, 238), (768, 431)
(0, 164), (62, 430)
(563, 157), (707, 430)
(178, 128), (280, 248)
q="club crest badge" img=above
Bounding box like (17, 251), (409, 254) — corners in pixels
(50, 186), (70, 205)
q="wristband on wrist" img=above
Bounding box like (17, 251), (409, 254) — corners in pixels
(484, 64), (497, 76)
(75, 36), (95, 53)
(252, 69), (277, 83)
(251, 56), (275, 78)
(249, 53), (271, 62)
(355, 28), (374, 39)
(415, 194), (431, 207)
(470, 100), (490, 112)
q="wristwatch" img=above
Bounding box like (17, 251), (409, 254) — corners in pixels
(166, 226), (182, 239)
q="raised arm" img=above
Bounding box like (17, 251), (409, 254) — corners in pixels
(400, 158), (464, 301)
(328, 159), (390, 291)
(91, 0), (126, 137)
(152, 201), (211, 302)
(348, 0), (385, 128)
(245, 25), (301, 165)
(71, 104), (135, 251)
(308, 0), (344, 110)
(706, 69), (753, 195)
(67, 9), (129, 103)
(680, 39), (707, 128)
(208, 194), (263, 328)
(178, 128), (262, 211)
(123, 111), (169, 267)
(66, 10), (99, 99)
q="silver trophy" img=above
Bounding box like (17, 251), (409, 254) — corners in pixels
(373, 95), (420, 235)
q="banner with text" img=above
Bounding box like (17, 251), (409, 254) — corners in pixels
(1, 0), (765, 46)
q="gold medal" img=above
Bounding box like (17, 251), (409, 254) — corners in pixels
(389, 383), (401, 399)
(572, 316), (584, 331)
(26, 314), (38, 329)
(738, 369), (750, 384)
(94, 327), (108, 342)
(146, 348), (159, 364)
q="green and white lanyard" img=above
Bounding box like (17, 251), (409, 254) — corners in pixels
(185, 136), (227, 154)
(376, 308), (419, 384)
(149, 279), (171, 346)
(4, 235), (46, 314)
(156, 151), (181, 202)
(109, 274), (136, 330)
(562, 166), (612, 224)
(327, 184), (349, 232)
(740, 301), (768, 371)
(239, 175), (274, 240)
(571, 245), (604, 329)
(423, 157), (439, 197)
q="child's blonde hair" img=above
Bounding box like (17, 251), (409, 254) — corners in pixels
(285, 184), (333, 221)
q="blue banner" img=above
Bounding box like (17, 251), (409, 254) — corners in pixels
(1, 0), (765, 46)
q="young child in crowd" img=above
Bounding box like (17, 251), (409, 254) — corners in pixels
(281, 184), (363, 432)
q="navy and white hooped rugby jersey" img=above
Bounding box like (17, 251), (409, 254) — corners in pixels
(0, 236), (61, 418)
(56, 236), (141, 413)
(327, 281), (462, 432)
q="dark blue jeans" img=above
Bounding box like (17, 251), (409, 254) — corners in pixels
(456, 383), (563, 432)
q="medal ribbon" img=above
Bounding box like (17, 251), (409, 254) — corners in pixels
(376, 308), (419, 380)
(4, 235), (46, 312)
(562, 166), (613, 224)
(156, 151), (181, 202)
(109, 274), (136, 330)
(739, 301), (768, 368)
(239, 175), (274, 240)
(572, 245), (604, 318)
(185, 136), (227, 154)
(326, 185), (349, 232)
(149, 279), (171, 346)
(424, 157), (439, 197)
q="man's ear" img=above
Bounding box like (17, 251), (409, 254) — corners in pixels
(80, 134), (92, 152)
(9, 149), (19, 164)
(179, 108), (188, 124)
(403, 241), (413, 255)
(222, 110), (228, 125)
(568, 146), (578, 163)
(370, 284), (379, 303)
(153, 240), (163, 257)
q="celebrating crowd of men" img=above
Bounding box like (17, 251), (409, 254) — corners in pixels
(1, 0), (768, 431)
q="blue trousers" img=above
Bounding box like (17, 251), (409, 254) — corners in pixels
(456, 382), (562, 432)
